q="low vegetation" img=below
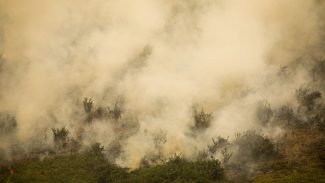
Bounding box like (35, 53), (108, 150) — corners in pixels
(1, 153), (226, 183)
(1, 72), (325, 182)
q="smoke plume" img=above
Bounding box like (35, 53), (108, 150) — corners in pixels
(0, 0), (324, 168)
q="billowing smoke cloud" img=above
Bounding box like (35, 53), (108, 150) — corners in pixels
(0, 0), (324, 168)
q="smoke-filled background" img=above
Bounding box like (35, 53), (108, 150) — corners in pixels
(0, 0), (324, 169)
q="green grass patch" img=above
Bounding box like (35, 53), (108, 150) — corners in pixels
(1, 154), (226, 183)
(253, 168), (325, 183)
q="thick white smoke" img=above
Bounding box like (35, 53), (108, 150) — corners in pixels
(0, 0), (323, 168)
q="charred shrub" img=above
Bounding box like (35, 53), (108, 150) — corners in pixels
(275, 105), (295, 127)
(93, 106), (107, 119)
(139, 131), (167, 167)
(206, 137), (232, 164)
(0, 112), (17, 135)
(83, 97), (94, 122)
(311, 58), (325, 82)
(83, 97), (93, 114)
(191, 108), (212, 132)
(83, 98), (123, 123)
(310, 104), (325, 131)
(233, 130), (276, 162)
(294, 88), (324, 129)
(106, 140), (123, 162)
(296, 88), (322, 111)
(87, 143), (105, 158)
(256, 100), (273, 126)
(207, 136), (229, 154)
(52, 127), (69, 150)
(107, 102), (123, 121)
(224, 131), (276, 182)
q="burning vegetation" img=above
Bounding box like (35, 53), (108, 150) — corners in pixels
(0, 0), (325, 182)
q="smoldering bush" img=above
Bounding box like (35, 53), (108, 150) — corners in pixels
(296, 88), (322, 111)
(207, 136), (229, 155)
(198, 130), (277, 181)
(256, 87), (324, 130)
(83, 98), (93, 114)
(232, 130), (276, 162)
(256, 100), (273, 126)
(293, 88), (324, 130)
(312, 105), (325, 131)
(311, 58), (325, 84)
(191, 107), (212, 132)
(52, 127), (69, 150)
(83, 98), (124, 123)
(201, 131), (276, 164)
(276, 106), (294, 122)
(138, 131), (167, 168)
(223, 130), (277, 181)
(207, 136), (232, 164)
(106, 140), (123, 162)
(88, 143), (105, 158)
(273, 105), (295, 127)
(0, 112), (17, 136)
